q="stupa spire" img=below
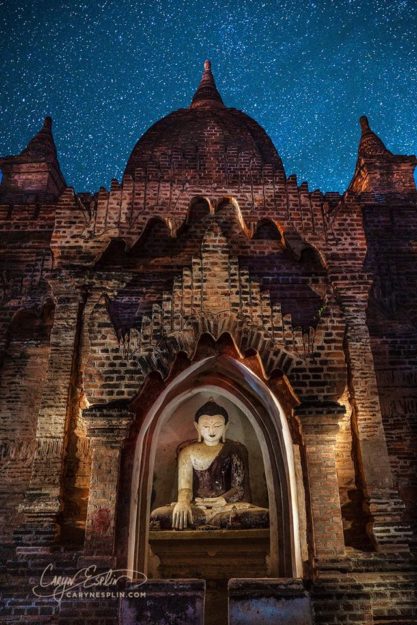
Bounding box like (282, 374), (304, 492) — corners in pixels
(190, 60), (225, 109)
(19, 116), (59, 164)
(0, 116), (66, 200)
(347, 115), (417, 194)
(358, 115), (392, 158)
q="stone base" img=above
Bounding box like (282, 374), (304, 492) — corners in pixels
(119, 579), (205, 625)
(228, 578), (312, 625)
(148, 528), (270, 580)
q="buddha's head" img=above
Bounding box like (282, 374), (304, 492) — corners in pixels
(194, 399), (229, 446)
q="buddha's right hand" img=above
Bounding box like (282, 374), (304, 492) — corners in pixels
(172, 501), (193, 529)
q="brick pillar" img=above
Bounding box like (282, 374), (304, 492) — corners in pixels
(297, 402), (345, 561)
(342, 294), (412, 550)
(16, 283), (83, 545)
(82, 403), (133, 565)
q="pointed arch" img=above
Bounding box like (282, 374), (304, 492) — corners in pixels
(253, 218), (282, 241)
(135, 314), (300, 382)
(94, 237), (129, 268)
(125, 354), (303, 579)
(284, 228), (327, 270)
(215, 196), (250, 237)
(186, 196), (212, 222)
(129, 217), (173, 257)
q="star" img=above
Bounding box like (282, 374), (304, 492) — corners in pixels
(1, 0), (416, 193)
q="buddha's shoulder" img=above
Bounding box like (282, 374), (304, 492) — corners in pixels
(185, 442), (205, 454)
(224, 440), (249, 457)
(177, 441), (200, 457)
(225, 439), (247, 450)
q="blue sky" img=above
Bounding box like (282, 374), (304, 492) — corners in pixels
(1, 0), (416, 192)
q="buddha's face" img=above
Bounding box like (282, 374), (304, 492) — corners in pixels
(195, 414), (228, 446)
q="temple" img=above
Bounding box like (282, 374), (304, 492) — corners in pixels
(1, 60), (417, 625)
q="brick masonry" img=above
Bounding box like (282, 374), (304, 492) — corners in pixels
(0, 61), (416, 623)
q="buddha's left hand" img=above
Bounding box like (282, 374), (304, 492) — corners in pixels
(195, 496), (227, 507)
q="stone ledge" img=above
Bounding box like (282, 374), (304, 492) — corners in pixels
(228, 578), (312, 625)
(119, 579), (205, 625)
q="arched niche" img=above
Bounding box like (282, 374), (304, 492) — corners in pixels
(126, 355), (303, 579)
(129, 217), (172, 258)
(284, 228), (327, 271)
(253, 218), (282, 241)
(215, 196), (249, 238)
(186, 196), (211, 222)
(94, 238), (128, 268)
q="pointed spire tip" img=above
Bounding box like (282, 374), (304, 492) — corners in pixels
(358, 115), (391, 157)
(190, 59), (224, 109)
(19, 116), (57, 163)
(360, 115), (370, 133)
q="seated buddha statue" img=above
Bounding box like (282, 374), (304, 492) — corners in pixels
(150, 399), (269, 530)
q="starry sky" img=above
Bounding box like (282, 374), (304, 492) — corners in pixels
(1, 0), (416, 193)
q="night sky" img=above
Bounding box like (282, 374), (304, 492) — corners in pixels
(1, 0), (416, 193)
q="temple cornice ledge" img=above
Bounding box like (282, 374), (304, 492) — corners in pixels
(82, 400), (135, 447)
(295, 400), (346, 436)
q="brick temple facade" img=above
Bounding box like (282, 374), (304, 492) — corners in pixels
(1, 60), (417, 624)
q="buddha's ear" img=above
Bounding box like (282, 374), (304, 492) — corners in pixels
(194, 421), (202, 442)
(222, 422), (229, 443)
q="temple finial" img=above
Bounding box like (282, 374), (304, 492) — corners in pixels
(359, 115), (370, 133)
(0, 115), (66, 197)
(20, 116), (58, 163)
(358, 115), (391, 158)
(190, 60), (225, 109)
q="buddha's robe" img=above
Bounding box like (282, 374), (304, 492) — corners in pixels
(150, 440), (269, 530)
